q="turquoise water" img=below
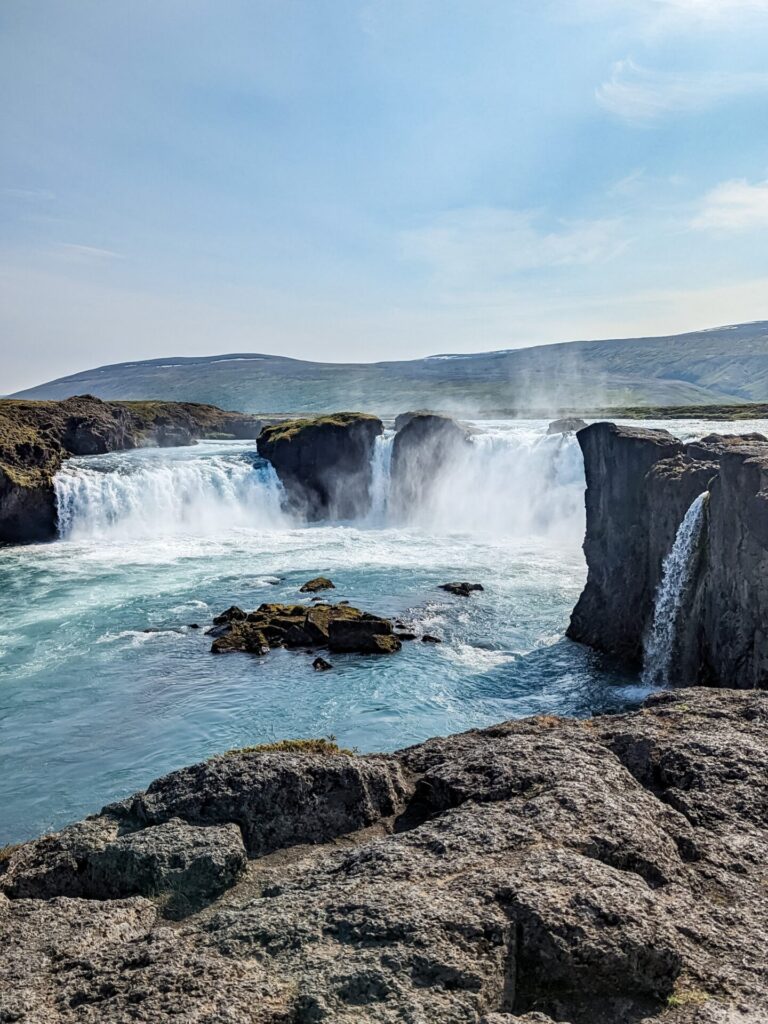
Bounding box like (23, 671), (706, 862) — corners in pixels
(6, 416), (747, 844)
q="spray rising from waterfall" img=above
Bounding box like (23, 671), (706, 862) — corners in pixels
(642, 491), (709, 685)
(55, 444), (288, 540)
(383, 424), (585, 541)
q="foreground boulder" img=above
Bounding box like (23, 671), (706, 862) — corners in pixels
(257, 412), (383, 519)
(0, 396), (264, 544)
(568, 421), (768, 686)
(1, 688), (766, 1022)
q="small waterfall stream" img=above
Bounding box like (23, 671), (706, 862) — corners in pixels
(642, 491), (709, 685)
(368, 431), (394, 523)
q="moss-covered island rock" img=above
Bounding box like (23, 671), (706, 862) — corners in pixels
(257, 412), (383, 519)
(0, 395), (264, 544)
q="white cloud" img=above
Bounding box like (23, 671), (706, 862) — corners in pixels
(402, 208), (627, 286)
(692, 178), (768, 230)
(596, 58), (768, 121)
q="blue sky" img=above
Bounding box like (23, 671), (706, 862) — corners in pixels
(2, 0), (768, 392)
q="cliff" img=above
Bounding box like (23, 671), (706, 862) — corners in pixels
(390, 412), (471, 520)
(1, 688), (766, 1022)
(0, 396), (263, 544)
(257, 412), (383, 519)
(568, 421), (768, 687)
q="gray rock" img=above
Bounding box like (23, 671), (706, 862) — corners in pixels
(2, 689), (767, 1022)
(0, 817), (246, 903)
(546, 417), (587, 435)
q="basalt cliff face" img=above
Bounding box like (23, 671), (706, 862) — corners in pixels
(257, 412), (383, 519)
(390, 412), (471, 520)
(568, 421), (768, 687)
(2, 688), (767, 1023)
(0, 396), (264, 544)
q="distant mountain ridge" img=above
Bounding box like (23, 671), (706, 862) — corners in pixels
(12, 321), (768, 414)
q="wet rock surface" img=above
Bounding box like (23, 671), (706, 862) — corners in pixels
(257, 412), (383, 519)
(299, 576), (335, 593)
(1, 688), (766, 1022)
(569, 421), (768, 687)
(440, 581), (485, 597)
(208, 601), (402, 657)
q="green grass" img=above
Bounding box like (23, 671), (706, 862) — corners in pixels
(667, 986), (709, 1009)
(224, 736), (355, 757)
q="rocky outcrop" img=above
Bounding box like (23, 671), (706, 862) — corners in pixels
(440, 581), (484, 597)
(1, 688), (767, 1022)
(257, 412), (383, 519)
(546, 416), (587, 435)
(569, 421), (768, 687)
(208, 600), (402, 657)
(390, 412), (471, 520)
(0, 396), (264, 544)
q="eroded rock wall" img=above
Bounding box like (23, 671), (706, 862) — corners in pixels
(257, 412), (383, 519)
(569, 421), (768, 687)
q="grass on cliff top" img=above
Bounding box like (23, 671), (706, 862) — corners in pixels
(223, 736), (355, 757)
(259, 411), (380, 444)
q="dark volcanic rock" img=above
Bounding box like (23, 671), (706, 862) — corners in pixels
(2, 688), (767, 1022)
(209, 601), (402, 658)
(440, 581), (484, 597)
(546, 417), (587, 435)
(257, 412), (383, 520)
(567, 422), (685, 662)
(390, 412), (472, 520)
(569, 421), (768, 686)
(312, 656), (333, 671)
(212, 605), (247, 625)
(328, 616), (401, 655)
(299, 576), (335, 593)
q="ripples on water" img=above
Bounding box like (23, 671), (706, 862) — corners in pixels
(3, 416), (746, 843)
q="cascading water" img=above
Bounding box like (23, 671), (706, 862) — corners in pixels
(642, 491), (709, 685)
(54, 442), (288, 540)
(374, 422), (585, 540)
(368, 431), (394, 523)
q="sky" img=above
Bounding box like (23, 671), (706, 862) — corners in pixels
(2, 0), (768, 393)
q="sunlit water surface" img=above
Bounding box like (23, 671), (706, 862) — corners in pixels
(1, 417), (761, 843)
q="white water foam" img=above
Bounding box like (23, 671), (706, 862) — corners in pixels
(385, 422), (585, 541)
(642, 491), (709, 686)
(55, 444), (288, 540)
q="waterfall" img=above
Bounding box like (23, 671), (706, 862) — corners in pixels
(382, 424), (585, 540)
(368, 431), (394, 523)
(642, 491), (709, 685)
(54, 444), (288, 540)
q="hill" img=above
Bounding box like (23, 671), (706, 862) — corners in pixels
(12, 321), (768, 414)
